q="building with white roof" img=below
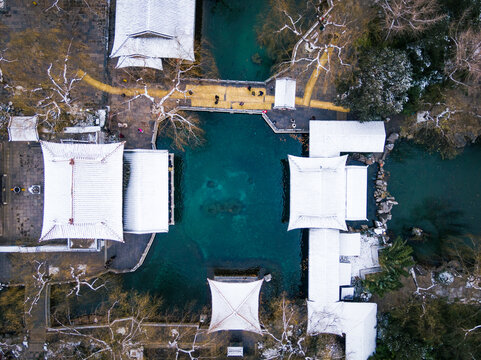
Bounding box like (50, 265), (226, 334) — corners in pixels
(288, 120), (385, 360)
(288, 155), (368, 231)
(8, 116), (39, 142)
(40, 141), (125, 242)
(123, 149), (171, 234)
(208, 278), (264, 334)
(274, 78), (296, 109)
(307, 301), (377, 360)
(110, 0), (196, 70)
(309, 121), (386, 158)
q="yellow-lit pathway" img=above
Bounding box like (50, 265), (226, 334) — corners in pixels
(79, 62), (348, 133)
(79, 70), (348, 113)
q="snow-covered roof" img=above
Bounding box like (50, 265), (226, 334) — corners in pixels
(274, 78), (296, 109)
(123, 150), (170, 234)
(8, 116), (39, 142)
(309, 121), (386, 157)
(288, 155), (348, 231)
(339, 263), (352, 286)
(309, 229), (341, 303)
(40, 142), (125, 242)
(307, 301), (377, 360)
(339, 232), (361, 257)
(345, 166), (368, 221)
(208, 279), (263, 334)
(110, 0), (195, 70)
(116, 56), (164, 71)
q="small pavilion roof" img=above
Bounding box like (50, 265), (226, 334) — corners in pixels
(208, 279), (264, 334)
(345, 166), (368, 221)
(274, 78), (296, 109)
(40, 141), (124, 242)
(8, 116), (39, 142)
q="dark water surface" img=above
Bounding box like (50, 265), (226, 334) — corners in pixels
(124, 0), (303, 307)
(385, 141), (481, 262)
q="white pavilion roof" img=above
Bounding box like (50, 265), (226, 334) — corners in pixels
(307, 301), (377, 360)
(288, 155), (348, 231)
(309, 121), (386, 157)
(111, 0), (195, 70)
(309, 229), (341, 303)
(345, 166), (368, 221)
(40, 142), (124, 242)
(123, 149), (170, 234)
(8, 116), (39, 142)
(274, 78), (296, 109)
(208, 279), (263, 334)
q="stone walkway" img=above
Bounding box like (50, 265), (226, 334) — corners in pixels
(0, 143), (44, 245)
(24, 284), (47, 360)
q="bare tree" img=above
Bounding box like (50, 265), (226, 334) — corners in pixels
(446, 26), (481, 86)
(111, 56), (206, 150)
(376, 0), (446, 39)
(259, 295), (343, 359)
(25, 260), (50, 316)
(0, 48), (16, 84)
(266, 0), (375, 88)
(48, 287), (163, 359)
(67, 265), (107, 297)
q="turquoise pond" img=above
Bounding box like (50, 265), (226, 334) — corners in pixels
(124, 0), (304, 307)
(123, 0), (481, 303)
(385, 142), (481, 263)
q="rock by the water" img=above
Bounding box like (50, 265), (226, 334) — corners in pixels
(387, 133), (399, 143)
(412, 227), (423, 236)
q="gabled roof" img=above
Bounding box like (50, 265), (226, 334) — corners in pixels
(309, 121), (386, 157)
(110, 0), (195, 70)
(8, 116), (39, 142)
(288, 155), (348, 231)
(345, 166), (368, 221)
(40, 142), (124, 242)
(274, 78), (296, 109)
(309, 229), (341, 303)
(123, 150), (170, 234)
(307, 301), (377, 360)
(208, 279), (264, 334)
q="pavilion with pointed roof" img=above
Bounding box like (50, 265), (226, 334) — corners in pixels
(207, 278), (264, 334)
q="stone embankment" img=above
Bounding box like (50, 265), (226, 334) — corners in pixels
(353, 132), (400, 243)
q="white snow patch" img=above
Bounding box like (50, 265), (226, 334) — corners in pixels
(49, 267), (59, 276)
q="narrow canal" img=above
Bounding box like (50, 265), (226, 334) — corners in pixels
(124, 0), (303, 307)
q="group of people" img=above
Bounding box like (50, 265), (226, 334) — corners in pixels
(212, 85), (265, 106)
(247, 85), (263, 96)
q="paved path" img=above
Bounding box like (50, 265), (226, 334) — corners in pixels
(24, 284), (47, 359)
(78, 71), (349, 114)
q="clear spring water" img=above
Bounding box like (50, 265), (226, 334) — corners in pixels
(124, 0), (304, 307)
(385, 141), (481, 263)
